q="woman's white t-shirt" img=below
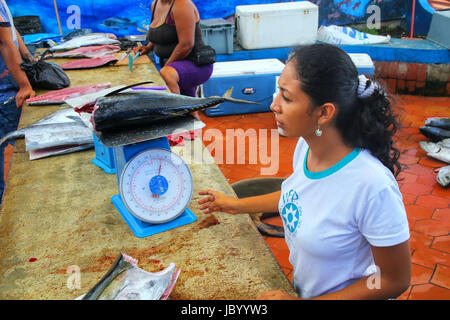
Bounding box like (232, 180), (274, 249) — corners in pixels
(279, 138), (410, 299)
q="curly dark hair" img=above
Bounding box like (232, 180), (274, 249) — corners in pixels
(288, 43), (402, 177)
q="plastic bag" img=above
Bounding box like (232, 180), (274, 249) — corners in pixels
(20, 56), (70, 90)
(317, 25), (391, 45)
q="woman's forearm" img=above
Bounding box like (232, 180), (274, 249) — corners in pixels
(234, 191), (281, 214)
(165, 42), (193, 65)
(0, 39), (31, 89)
(312, 274), (409, 300)
(15, 29), (34, 62)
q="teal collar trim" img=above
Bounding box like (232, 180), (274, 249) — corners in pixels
(303, 147), (361, 180)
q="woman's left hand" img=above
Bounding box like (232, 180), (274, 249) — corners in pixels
(257, 290), (300, 300)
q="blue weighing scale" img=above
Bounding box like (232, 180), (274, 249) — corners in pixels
(92, 134), (116, 174)
(93, 135), (197, 238)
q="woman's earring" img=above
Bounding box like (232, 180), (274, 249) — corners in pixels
(315, 125), (322, 137)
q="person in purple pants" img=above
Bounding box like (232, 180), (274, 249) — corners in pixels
(136, 0), (213, 97)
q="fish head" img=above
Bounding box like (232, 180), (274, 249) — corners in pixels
(437, 166), (450, 188)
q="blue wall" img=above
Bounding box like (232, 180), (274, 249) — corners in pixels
(9, 0), (406, 37)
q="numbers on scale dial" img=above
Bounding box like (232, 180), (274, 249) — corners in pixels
(119, 149), (193, 224)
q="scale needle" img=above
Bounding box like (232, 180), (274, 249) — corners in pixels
(153, 161), (162, 199)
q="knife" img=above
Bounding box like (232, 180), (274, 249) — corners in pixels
(119, 47), (133, 63)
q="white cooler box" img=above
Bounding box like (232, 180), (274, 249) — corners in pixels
(202, 59), (285, 117)
(236, 1), (318, 50)
(349, 53), (375, 75)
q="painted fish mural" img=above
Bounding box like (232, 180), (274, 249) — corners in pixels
(9, 0), (405, 38)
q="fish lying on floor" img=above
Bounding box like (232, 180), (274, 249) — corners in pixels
(0, 107), (93, 160)
(91, 84), (259, 132)
(251, 212), (285, 238)
(425, 117), (450, 131)
(82, 253), (180, 300)
(436, 165), (450, 188)
(419, 138), (450, 164)
(231, 178), (285, 238)
(26, 83), (111, 105)
(419, 126), (450, 142)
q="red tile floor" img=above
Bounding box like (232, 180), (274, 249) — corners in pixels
(2, 94), (449, 299)
(196, 94), (450, 300)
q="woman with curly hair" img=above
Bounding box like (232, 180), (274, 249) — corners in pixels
(198, 44), (411, 300)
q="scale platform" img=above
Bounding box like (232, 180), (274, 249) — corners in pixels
(111, 195), (197, 238)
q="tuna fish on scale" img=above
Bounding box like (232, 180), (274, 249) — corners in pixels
(91, 83), (259, 132)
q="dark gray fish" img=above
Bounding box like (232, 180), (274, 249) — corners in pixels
(92, 85), (258, 132)
(419, 126), (450, 142)
(82, 253), (179, 300)
(251, 212), (285, 238)
(425, 117), (450, 131)
(231, 177), (285, 238)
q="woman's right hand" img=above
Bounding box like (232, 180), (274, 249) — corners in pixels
(135, 44), (152, 55)
(198, 190), (241, 214)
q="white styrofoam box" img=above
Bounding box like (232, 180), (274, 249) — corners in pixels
(348, 53), (375, 75)
(236, 1), (318, 50)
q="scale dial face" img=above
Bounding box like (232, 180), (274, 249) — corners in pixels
(119, 148), (193, 224)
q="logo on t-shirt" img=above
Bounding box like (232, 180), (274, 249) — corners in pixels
(280, 190), (302, 234)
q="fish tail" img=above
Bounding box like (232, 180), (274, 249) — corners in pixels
(253, 220), (285, 238)
(220, 87), (259, 105)
(0, 130), (25, 147)
(222, 87), (233, 99)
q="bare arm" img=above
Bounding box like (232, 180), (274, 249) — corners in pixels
(258, 240), (411, 300)
(15, 28), (34, 62)
(164, 0), (196, 65)
(0, 26), (34, 107)
(198, 190), (281, 215)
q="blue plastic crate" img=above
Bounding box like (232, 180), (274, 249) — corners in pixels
(200, 18), (234, 55)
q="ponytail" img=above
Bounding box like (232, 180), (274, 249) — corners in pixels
(289, 44), (402, 177)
